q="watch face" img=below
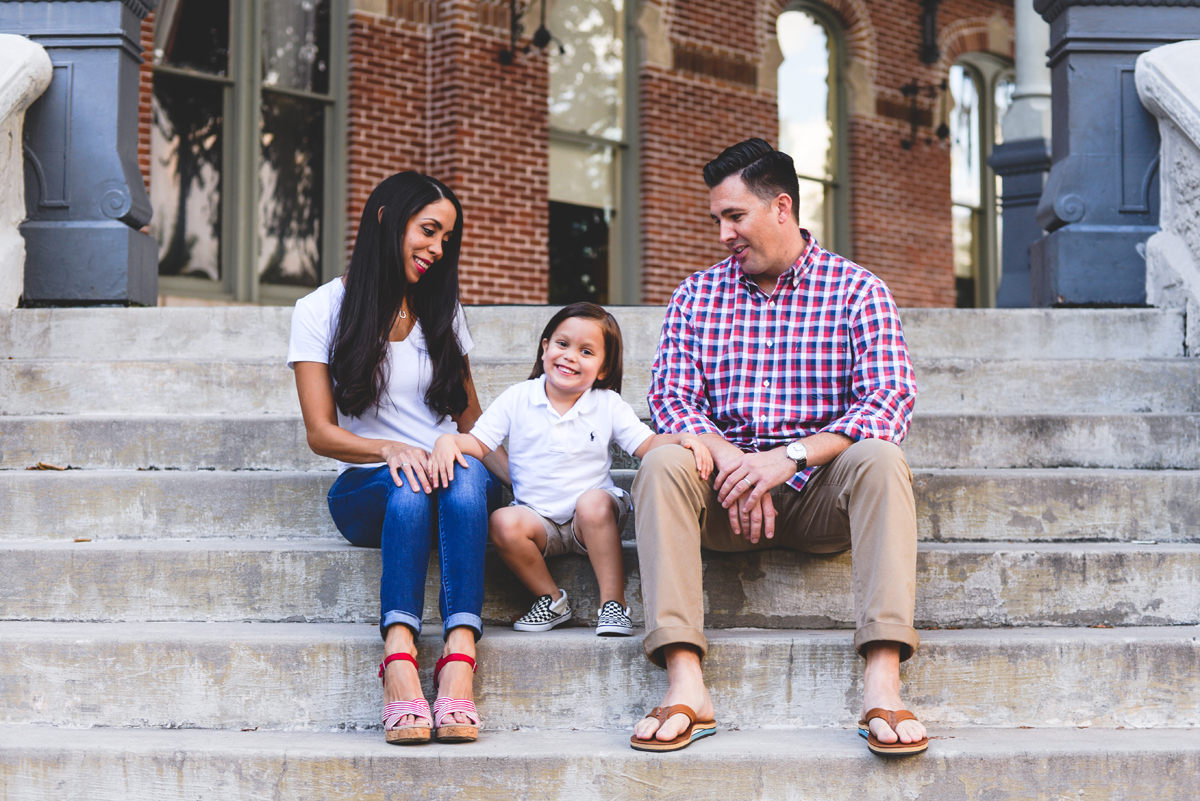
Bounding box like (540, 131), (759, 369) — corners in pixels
(787, 441), (806, 461)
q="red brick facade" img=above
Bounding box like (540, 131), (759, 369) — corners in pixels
(138, 0), (1014, 308)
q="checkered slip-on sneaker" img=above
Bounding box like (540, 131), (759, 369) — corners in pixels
(596, 600), (633, 637)
(513, 589), (572, 632)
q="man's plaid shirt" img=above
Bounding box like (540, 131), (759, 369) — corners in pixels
(647, 232), (917, 493)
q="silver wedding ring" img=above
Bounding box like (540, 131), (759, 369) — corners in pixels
(740, 478), (753, 487)
(400, 462), (410, 468)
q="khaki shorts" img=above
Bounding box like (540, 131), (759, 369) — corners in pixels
(512, 487), (632, 558)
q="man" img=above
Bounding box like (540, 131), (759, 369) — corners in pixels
(629, 138), (926, 755)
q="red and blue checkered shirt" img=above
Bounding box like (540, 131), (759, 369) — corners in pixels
(648, 233), (917, 492)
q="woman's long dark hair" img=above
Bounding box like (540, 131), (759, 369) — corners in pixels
(330, 172), (468, 420)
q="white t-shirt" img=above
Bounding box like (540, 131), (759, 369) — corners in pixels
(470, 375), (655, 524)
(287, 277), (474, 473)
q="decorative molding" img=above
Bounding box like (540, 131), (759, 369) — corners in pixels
(1034, 0), (1200, 24)
(672, 45), (756, 86)
(636, 2), (672, 69)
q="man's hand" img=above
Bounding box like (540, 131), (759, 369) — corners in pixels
(715, 446), (796, 530)
(732, 490), (776, 543)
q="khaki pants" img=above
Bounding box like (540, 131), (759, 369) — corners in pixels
(631, 439), (919, 668)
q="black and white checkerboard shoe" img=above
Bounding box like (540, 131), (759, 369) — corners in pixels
(595, 600), (633, 637)
(513, 589), (572, 632)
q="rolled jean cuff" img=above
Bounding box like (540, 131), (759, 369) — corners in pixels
(642, 625), (708, 669)
(854, 622), (920, 662)
(380, 610), (422, 641)
(442, 612), (483, 642)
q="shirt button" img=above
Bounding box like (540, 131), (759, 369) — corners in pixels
(760, 414), (767, 421)
(767, 340), (773, 347)
(768, 301), (775, 308)
(763, 380), (770, 387)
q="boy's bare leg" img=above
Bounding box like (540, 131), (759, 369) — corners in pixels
(488, 506), (560, 601)
(573, 488), (626, 607)
(861, 642), (926, 744)
(630, 644), (715, 742)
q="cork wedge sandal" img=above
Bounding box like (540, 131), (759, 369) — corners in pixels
(858, 708), (929, 755)
(432, 653), (481, 743)
(378, 652), (432, 745)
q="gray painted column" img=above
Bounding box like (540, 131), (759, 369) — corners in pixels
(1, 0), (158, 306)
(1029, 0), (1200, 307)
(990, 0), (1051, 308)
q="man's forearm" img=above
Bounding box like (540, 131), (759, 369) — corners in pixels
(794, 431), (854, 468)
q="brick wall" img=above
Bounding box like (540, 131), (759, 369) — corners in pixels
(637, 0), (1014, 307)
(136, 0), (1014, 308)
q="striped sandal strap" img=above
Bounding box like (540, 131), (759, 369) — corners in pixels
(383, 699), (432, 729)
(433, 697), (481, 728)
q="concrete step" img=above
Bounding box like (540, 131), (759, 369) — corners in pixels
(4, 468), (1199, 544)
(5, 357), (1199, 416)
(0, 725), (1197, 800)
(4, 413), (1200, 470)
(2, 623), (1196, 731)
(1, 306), (1185, 361)
(2, 539), (1195, 628)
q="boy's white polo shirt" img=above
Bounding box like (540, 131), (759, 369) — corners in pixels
(470, 376), (654, 524)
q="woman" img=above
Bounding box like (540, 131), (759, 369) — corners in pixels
(288, 172), (504, 745)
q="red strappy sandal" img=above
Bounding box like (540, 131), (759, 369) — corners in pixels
(432, 653), (480, 743)
(378, 652), (432, 745)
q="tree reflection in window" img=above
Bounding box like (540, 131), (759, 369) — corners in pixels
(258, 0), (330, 288)
(151, 0), (228, 282)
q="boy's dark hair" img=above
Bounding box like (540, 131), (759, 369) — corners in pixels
(529, 302), (625, 394)
(702, 138), (800, 223)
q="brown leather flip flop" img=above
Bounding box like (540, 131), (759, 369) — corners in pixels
(629, 704), (717, 752)
(858, 708), (929, 755)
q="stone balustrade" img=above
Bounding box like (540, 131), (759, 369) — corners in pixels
(1138, 40), (1200, 355)
(0, 34), (52, 309)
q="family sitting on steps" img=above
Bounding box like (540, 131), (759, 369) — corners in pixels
(287, 139), (928, 756)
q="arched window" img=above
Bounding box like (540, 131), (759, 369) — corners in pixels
(950, 54), (1014, 308)
(776, 4), (846, 253)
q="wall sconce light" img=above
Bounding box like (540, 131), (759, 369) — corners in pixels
(499, 0), (564, 66)
(900, 79), (950, 150)
(919, 0), (943, 65)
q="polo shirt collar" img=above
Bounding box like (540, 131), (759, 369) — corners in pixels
(532, 374), (597, 420)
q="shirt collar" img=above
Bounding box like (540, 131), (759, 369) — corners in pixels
(732, 229), (818, 294)
(532, 374), (597, 419)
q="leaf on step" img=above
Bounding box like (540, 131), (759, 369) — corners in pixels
(27, 462), (67, 471)
(1089, 623), (1114, 628)
(74, 538), (91, 543)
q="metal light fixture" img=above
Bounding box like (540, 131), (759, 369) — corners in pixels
(919, 0), (943, 65)
(899, 79), (950, 150)
(498, 0), (563, 66)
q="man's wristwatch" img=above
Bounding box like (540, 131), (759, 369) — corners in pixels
(785, 439), (808, 472)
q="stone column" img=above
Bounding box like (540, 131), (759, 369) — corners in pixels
(0, 0), (159, 306)
(989, 0), (1051, 308)
(1029, 0), (1200, 307)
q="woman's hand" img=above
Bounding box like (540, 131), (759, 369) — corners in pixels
(680, 434), (713, 481)
(430, 434), (471, 489)
(381, 441), (433, 493)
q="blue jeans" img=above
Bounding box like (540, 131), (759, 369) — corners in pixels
(327, 458), (501, 641)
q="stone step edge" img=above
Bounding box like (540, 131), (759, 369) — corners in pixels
(0, 725), (1196, 801)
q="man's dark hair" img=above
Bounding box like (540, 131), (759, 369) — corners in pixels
(703, 138), (800, 223)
